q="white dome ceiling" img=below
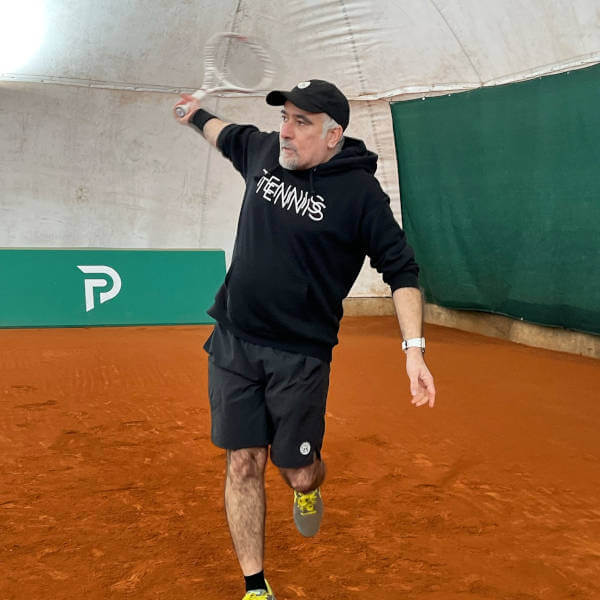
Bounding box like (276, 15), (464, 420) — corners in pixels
(3, 0), (599, 97)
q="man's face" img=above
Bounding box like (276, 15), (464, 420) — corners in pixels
(278, 101), (331, 170)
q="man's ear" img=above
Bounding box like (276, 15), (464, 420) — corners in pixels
(327, 125), (343, 149)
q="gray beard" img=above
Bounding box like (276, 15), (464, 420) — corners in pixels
(279, 150), (298, 170)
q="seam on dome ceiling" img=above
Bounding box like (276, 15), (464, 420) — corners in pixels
(428, 0), (483, 85)
(3, 53), (598, 97)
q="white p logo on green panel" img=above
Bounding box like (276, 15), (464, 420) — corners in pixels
(1, 249), (225, 327)
(76, 265), (122, 312)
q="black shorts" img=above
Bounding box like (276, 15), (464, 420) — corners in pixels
(204, 323), (330, 468)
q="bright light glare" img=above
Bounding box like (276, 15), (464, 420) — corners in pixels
(0, 0), (46, 73)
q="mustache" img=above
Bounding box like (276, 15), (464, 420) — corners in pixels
(280, 142), (296, 152)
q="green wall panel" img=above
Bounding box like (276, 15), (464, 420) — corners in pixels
(391, 63), (600, 335)
(0, 249), (225, 327)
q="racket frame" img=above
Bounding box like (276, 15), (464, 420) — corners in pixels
(175, 32), (275, 118)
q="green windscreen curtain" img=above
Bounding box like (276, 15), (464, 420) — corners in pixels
(391, 63), (600, 335)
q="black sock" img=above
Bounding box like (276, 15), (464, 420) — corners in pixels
(245, 571), (266, 592)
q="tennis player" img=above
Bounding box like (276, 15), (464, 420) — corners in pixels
(174, 79), (435, 600)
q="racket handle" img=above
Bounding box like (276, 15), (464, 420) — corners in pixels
(175, 90), (207, 118)
(175, 105), (190, 118)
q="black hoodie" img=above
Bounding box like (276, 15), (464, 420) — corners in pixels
(207, 124), (419, 362)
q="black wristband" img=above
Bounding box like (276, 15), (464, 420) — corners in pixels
(190, 108), (218, 131)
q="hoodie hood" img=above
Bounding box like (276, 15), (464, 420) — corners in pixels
(316, 136), (378, 176)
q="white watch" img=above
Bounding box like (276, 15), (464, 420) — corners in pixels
(402, 337), (425, 353)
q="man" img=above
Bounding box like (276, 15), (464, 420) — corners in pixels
(174, 79), (435, 600)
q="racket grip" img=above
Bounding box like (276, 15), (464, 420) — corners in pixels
(175, 104), (190, 118)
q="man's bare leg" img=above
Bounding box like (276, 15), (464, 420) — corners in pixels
(225, 447), (268, 575)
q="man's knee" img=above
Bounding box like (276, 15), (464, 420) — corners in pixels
(280, 460), (325, 493)
(227, 447), (268, 482)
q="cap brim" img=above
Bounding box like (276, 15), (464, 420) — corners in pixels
(265, 90), (289, 106)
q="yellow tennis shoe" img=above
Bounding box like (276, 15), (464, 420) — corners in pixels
(242, 579), (275, 600)
(293, 487), (323, 537)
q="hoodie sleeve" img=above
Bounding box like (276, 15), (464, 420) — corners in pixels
(360, 193), (420, 292)
(217, 124), (273, 179)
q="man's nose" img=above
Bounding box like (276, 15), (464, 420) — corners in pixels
(280, 121), (293, 139)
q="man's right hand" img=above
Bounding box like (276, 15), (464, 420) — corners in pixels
(173, 96), (229, 147)
(173, 93), (202, 124)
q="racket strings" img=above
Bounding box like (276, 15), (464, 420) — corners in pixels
(203, 33), (275, 93)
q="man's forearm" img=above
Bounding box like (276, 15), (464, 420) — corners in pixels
(201, 117), (229, 147)
(393, 286), (435, 406)
(392, 286), (423, 341)
(184, 106), (229, 147)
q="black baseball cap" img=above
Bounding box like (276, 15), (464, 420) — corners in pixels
(266, 79), (350, 130)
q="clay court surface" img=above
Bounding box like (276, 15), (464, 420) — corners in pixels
(1, 317), (599, 599)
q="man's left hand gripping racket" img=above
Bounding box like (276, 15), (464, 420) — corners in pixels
(175, 32), (276, 118)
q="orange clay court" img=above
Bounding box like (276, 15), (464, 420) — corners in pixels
(1, 317), (599, 600)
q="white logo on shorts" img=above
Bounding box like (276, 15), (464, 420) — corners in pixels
(299, 441), (311, 455)
(297, 81), (311, 89)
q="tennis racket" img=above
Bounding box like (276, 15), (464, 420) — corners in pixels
(175, 32), (276, 118)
